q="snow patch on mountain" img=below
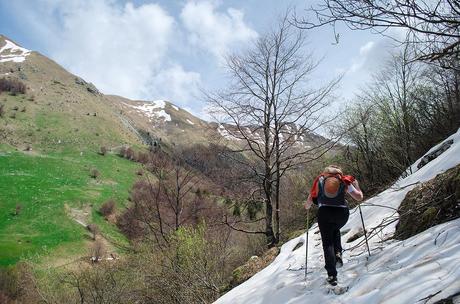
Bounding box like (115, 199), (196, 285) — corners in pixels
(215, 128), (460, 304)
(187, 119), (195, 125)
(130, 101), (171, 122)
(171, 105), (179, 111)
(0, 39), (31, 63)
(156, 109), (171, 122)
(218, 124), (240, 141)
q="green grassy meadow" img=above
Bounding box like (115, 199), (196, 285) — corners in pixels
(0, 148), (141, 266)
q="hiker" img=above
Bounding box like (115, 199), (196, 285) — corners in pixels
(304, 165), (363, 286)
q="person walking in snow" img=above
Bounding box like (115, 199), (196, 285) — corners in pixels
(304, 165), (363, 286)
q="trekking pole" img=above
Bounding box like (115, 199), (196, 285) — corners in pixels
(358, 204), (371, 257)
(305, 208), (309, 281)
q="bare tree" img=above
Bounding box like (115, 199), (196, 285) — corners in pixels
(90, 239), (106, 262)
(413, 63), (460, 141)
(296, 0), (460, 67)
(372, 44), (423, 172)
(118, 150), (205, 249)
(86, 224), (100, 241)
(208, 15), (340, 246)
(338, 45), (453, 192)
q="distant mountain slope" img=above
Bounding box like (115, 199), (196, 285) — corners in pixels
(1, 34), (333, 154)
(215, 128), (460, 304)
(104, 95), (215, 147)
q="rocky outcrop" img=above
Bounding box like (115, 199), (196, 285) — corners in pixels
(225, 247), (280, 291)
(395, 164), (460, 240)
(75, 77), (100, 95)
(417, 139), (453, 169)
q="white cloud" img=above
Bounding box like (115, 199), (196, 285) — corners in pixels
(359, 41), (375, 56)
(337, 38), (395, 100)
(180, 0), (258, 59)
(8, 0), (203, 106)
(150, 64), (201, 104)
(348, 39), (394, 75)
(46, 1), (175, 100)
(350, 41), (375, 72)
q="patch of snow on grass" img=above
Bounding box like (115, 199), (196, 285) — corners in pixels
(218, 124), (240, 141)
(156, 110), (171, 122)
(186, 119), (195, 125)
(130, 102), (171, 122)
(215, 127), (460, 304)
(0, 39), (31, 63)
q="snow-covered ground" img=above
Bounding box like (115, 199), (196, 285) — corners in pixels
(130, 100), (172, 122)
(215, 128), (460, 304)
(0, 39), (31, 63)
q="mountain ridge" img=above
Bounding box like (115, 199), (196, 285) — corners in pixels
(1, 33), (332, 153)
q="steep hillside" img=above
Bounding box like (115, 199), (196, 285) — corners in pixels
(0, 35), (145, 152)
(0, 34), (340, 267)
(0, 36), (148, 266)
(215, 128), (460, 304)
(104, 95), (215, 147)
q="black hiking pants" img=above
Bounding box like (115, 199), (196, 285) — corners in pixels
(317, 206), (349, 277)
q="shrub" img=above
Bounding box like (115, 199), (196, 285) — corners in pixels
(124, 147), (135, 160)
(135, 152), (149, 164)
(99, 146), (108, 156)
(9, 112), (16, 119)
(87, 223), (100, 240)
(0, 78), (26, 95)
(116, 207), (145, 240)
(0, 104), (4, 117)
(89, 168), (100, 179)
(117, 146), (127, 158)
(90, 239), (106, 261)
(15, 204), (22, 216)
(99, 200), (116, 218)
(0, 267), (19, 302)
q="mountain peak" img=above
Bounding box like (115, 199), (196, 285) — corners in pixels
(0, 34), (32, 63)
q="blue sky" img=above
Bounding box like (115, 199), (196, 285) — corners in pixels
(0, 0), (396, 118)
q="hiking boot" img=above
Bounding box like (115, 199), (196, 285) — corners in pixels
(327, 275), (338, 286)
(336, 252), (343, 268)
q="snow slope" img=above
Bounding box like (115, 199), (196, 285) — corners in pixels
(129, 100), (172, 122)
(215, 128), (460, 304)
(0, 39), (31, 63)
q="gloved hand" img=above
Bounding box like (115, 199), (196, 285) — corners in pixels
(342, 175), (355, 185)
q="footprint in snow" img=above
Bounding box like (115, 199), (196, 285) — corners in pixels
(276, 282), (285, 290)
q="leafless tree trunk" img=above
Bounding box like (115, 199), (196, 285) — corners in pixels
(208, 14), (341, 246)
(162, 160), (198, 231)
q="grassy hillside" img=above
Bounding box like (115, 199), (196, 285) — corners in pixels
(0, 148), (142, 266)
(0, 35), (150, 266)
(0, 35), (220, 266)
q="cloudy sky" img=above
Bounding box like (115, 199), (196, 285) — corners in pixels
(0, 0), (395, 119)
